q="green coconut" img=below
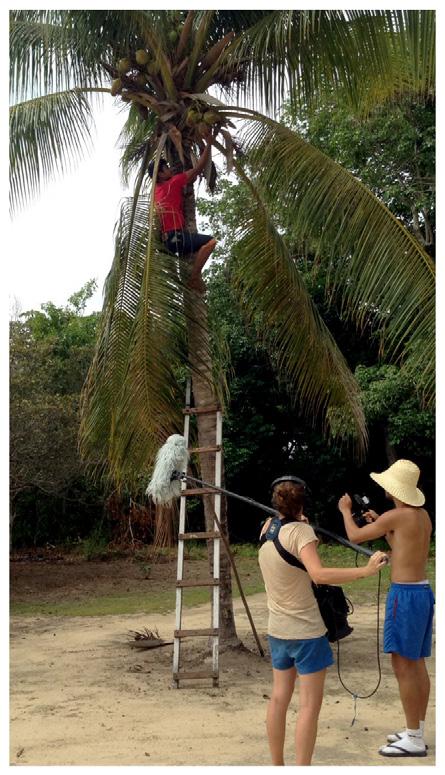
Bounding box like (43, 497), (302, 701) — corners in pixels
(168, 29), (179, 44)
(135, 49), (150, 66)
(185, 108), (201, 126)
(203, 110), (221, 126)
(110, 78), (123, 96)
(117, 57), (132, 75)
(147, 61), (160, 76)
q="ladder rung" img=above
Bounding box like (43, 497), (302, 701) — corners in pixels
(176, 578), (219, 588)
(173, 670), (219, 680)
(183, 405), (220, 415)
(181, 487), (217, 496)
(179, 531), (220, 540)
(174, 628), (219, 638)
(188, 445), (221, 454)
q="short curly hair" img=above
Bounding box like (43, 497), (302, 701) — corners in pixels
(271, 480), (305, 518)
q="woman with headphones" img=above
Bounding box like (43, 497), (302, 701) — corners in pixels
(259, 476), (387, 766)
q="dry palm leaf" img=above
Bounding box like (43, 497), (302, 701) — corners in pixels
(127, 627), (173, 649)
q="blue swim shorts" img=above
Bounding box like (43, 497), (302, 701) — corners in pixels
(384, 582), (435, 660)
(268, 634), (334, 674)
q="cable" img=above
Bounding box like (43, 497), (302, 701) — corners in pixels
(335, 567), (383, 725)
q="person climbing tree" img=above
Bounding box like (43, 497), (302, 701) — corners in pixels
(148, 135), (217, 291)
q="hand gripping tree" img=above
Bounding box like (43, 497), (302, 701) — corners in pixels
(10, 10), (435, 646)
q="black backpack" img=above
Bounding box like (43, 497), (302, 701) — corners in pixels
(260, 517), (353, 643)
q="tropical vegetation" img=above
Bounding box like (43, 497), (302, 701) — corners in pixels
(10, 10), (435, 645)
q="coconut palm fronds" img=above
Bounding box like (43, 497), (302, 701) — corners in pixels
(234, 114), (435, 406)
(9, 90), (95, 214)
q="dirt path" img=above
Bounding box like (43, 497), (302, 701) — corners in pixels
(10, 593), (435, 766)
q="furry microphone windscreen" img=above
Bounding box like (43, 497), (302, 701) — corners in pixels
(146, 435), (189, 504)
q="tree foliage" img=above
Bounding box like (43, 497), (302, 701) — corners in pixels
(284, 96), (435, 256)
(10, 284), (103, 546)
(199, 91), (435, 529)
(9, 10), (436, 483)
(205, 260), (434, 526)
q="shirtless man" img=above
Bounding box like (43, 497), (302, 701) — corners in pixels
(338, 459), (434, 758)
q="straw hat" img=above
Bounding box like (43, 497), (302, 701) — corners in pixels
(370, 459), (425, 506)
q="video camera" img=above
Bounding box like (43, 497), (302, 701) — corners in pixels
(352, 494), (372, 527)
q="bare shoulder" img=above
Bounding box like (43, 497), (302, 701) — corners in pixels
(399, 506), (431, 521)
(419, 507), (432, 526)
(379, 506), (404, 522)
(384, 505), (432, 530)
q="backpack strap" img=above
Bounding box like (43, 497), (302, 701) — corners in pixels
(272, 535), (307, 571)
(260, 517), (307, 572)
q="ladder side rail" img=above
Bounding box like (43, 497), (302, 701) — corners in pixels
(211, 409), (223, 685)
(173, 379), (192, 686)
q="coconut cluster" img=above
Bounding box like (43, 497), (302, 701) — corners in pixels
(184, 105), (227, 140)
(109, 49), (230, 139)
(110, 50), (157, 98)
(106, 8), (244, 135)
(105, 17), (241, 185)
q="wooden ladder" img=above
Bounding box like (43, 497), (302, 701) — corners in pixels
(172, 379), (222, 688)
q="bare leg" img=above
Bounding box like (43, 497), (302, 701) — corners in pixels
(392, 654), (430, 729)
(417, 659), (431, 723)
(190, 238), (217, 283)
(266, 667), (296, 765)
(295, 668), (326, 765)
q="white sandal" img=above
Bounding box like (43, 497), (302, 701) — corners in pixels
(387, 730), (404, 742)
(379, 738), (427, 758)
(387, 730), (428, 749)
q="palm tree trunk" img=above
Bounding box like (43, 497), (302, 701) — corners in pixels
(182, 186), (241, 648)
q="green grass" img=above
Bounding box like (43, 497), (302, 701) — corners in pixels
(10, 543), (434, 617)
(10, 582), (266, 618)
(11, 591), (177, 618)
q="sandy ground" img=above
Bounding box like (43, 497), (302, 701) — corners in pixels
(10, 591), (435, 767)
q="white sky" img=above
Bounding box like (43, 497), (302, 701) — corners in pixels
(8, 101), (130, 316)
(7, 98), (217, 318)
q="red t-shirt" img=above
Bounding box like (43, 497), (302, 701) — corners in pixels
(154, 172), (188, 232)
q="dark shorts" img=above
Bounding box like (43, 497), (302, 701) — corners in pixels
(384, 582), (435, 660)
(268, 634), (334, 674)
(164, 229), (212, 256)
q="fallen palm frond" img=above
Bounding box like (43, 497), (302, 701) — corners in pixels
(127, 627), (173, 649)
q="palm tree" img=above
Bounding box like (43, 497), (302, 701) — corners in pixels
(10, 10), (435, 646)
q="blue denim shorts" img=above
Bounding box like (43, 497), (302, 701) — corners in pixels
(164, 229), (212, 256)
(268, 634), (334, 674)
(384, 582), (435, 659)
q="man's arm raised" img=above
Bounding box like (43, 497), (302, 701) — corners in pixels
(184, 136), (213, 184)
(338, 493), (399, 544)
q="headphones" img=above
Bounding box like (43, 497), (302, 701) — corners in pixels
(271, 475), (307, 491)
